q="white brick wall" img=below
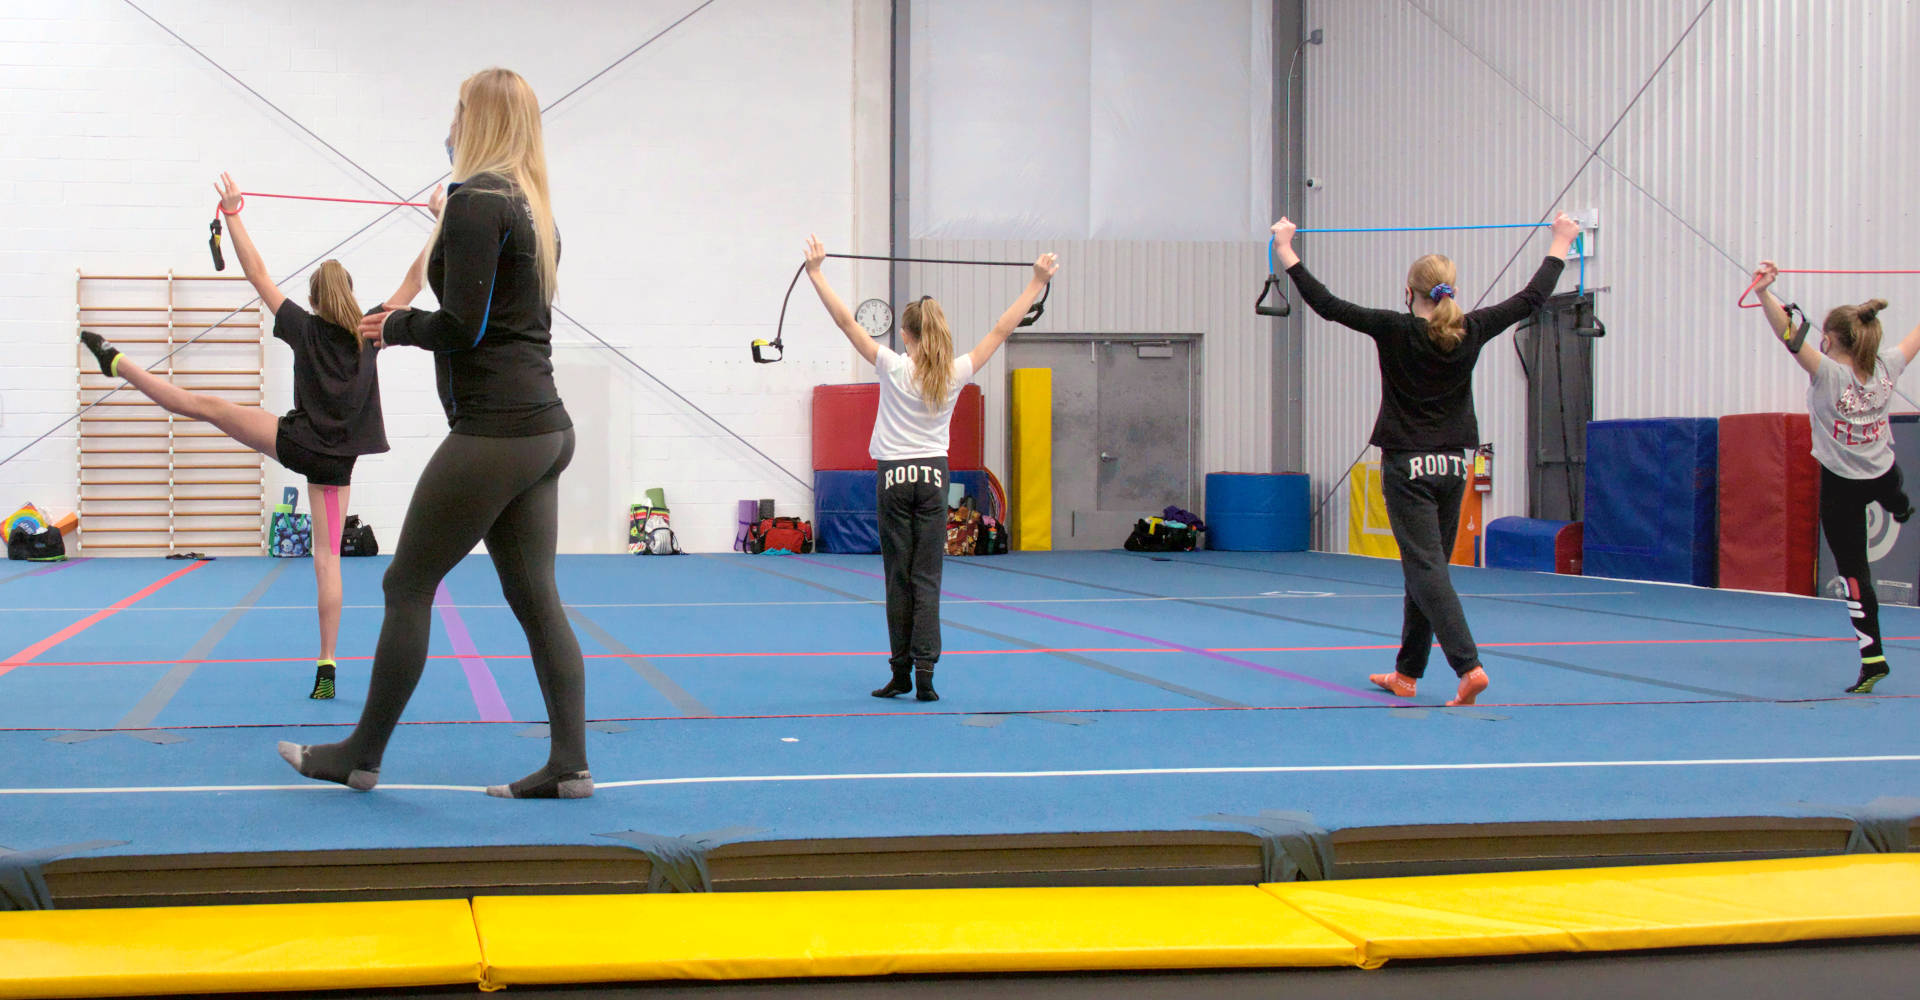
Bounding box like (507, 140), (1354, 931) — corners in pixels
(0, 0), (889, 552)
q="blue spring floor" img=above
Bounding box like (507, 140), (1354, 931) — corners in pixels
(1, 551), (1916, 860)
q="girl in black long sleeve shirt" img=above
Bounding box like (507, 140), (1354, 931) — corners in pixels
(280, 68), (591, 799)
(1274, 213), (1580, 706)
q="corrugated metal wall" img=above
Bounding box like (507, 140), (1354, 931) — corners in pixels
(908, 239), (1273, 488)
(1298, 0), (1920, 550)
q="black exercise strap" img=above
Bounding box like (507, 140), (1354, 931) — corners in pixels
(757, 253), (1049, 364)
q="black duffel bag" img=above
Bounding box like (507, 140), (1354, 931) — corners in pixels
(340, 515), (379, 557)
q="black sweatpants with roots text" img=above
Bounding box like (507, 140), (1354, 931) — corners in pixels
(1382, 449), (1479, 679)
(878, 457), (949, 676)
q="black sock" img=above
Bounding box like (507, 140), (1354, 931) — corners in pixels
(1846, 661), (1891, 694)
(309, 661), (336, 700)
(79, 331), (122, 378)
(914, 666), (939, 702)
(1894, 495), (1915, 523)
(487, 765), (593, 799)
(872, 666), (912, 699)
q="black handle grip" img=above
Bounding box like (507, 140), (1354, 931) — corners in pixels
(208, 219), (225, 272)
(1016, 282), (1051, 328)
(1254, 274), (1290, 317)
(1772, 304), (1808, 352)
(751, 339), (783, 364)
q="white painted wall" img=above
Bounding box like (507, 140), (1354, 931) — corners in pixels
(0, 0), (891, 553)
(1296, 0), (1920, 551)
(901, 0), (1277, 513)
(910, 0), (1273, 242)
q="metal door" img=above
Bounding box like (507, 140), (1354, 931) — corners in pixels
(1006, 335), (1200, 550)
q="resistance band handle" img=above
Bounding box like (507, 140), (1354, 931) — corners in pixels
(1574, 299), (1606, 339)
(1737, 276), (1767, 310)
(1017, 282), (1051, 328)
(1255, 274), (1292, 317)
(751, 338), (783, 364)
(1780, 304), (1811, 353)
(208, 218), (225, 272)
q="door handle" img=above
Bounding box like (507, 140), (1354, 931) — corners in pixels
(1100, 452), (1117, 462)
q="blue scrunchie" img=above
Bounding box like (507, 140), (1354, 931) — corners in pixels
(1429, 283), (1455, 301)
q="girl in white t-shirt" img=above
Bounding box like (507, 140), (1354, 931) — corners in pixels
(804, 236), (1058, 700)
(1751, 261), (1920, 693)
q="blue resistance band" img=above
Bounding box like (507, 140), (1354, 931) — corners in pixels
(1295, 222), (1549, 234)
(1264, 222), (1586, 297)
(1575, 232), (1585, 296)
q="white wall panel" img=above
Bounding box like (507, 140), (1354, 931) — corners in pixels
(1298, 0), (1920, 551)
(911, 0), (1272, 242)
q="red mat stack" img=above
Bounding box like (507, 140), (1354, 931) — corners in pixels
(811, 383), (984, 471)
(1716, 413), (1819, 595)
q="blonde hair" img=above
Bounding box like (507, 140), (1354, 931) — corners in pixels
(901, 297), (955, 413)
(1825, 298), (1889, 379)
(440, 68), (558, 304)
(308, 260), (364, 346)
(1408, 254), (1466, 351)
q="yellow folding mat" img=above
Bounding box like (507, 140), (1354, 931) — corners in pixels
(0, 899), (483, 999)
(472, 885), (1358, 986)
(8, 856), (1920, 996)
(1264, 854), (1920, 968)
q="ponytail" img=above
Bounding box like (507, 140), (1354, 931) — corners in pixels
(1824, 298), (1889, 379)
(1408, 254), (1465, 350)
(309, 260), (365, 347)
(901, 297), (955, 412)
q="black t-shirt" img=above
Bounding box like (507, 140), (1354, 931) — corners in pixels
(273, 300), (389, 457)
(1286, 256), (1566, 452)
(382, 174), (571, 437)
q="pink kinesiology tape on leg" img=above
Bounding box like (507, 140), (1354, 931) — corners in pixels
(322, 486), (342, 557)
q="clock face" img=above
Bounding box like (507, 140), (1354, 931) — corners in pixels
(855, 298), (893, 338)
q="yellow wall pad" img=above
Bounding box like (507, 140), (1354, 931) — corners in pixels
(0, 899), (482, 1000)
(1010, 367), (1052, 551)
(474, 886), (1357, 986)
(1263, 854), (1920, 969)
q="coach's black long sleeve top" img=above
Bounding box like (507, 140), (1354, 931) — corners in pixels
(384, 173), (570, 437)
(1286, 256), (1564, 452)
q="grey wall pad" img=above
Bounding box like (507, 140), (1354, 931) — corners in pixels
(1199, 809), (1332, 882)
(597, 826), (767, 893)
(0, 840), (126, 910)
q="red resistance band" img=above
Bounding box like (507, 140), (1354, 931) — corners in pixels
(206, 192), (434, 271)
(213, 191), (433, 219)
(1738, 268), (1920, 309)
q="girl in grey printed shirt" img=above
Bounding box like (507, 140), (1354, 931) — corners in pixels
(1750, 261), (1920, 693)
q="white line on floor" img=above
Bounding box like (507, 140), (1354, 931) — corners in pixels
(4, 753), (1914, 796)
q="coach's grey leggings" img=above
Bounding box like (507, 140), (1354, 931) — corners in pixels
(302, 428), (586, 779)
